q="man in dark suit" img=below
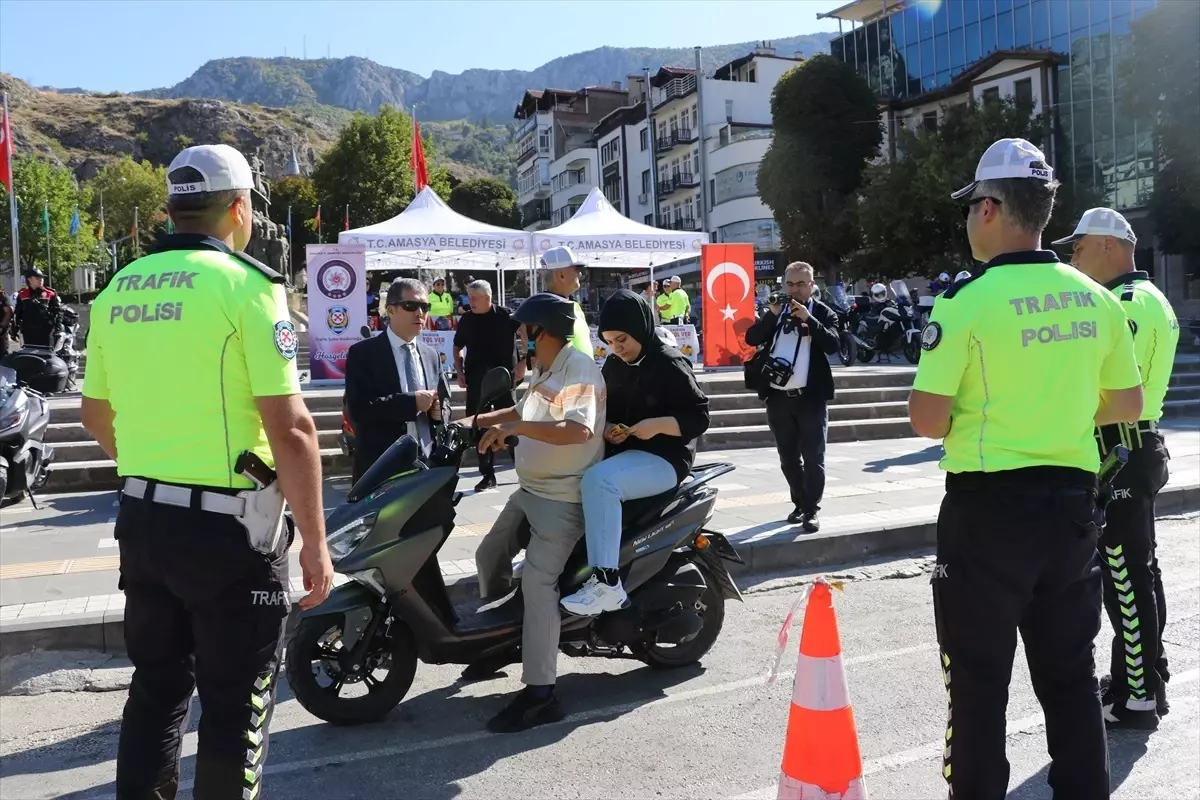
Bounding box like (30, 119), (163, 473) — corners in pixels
(344, 278), (451, 484)
(745, 261), (840, 532)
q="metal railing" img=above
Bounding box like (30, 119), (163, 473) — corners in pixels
(651, 74), (698, 110)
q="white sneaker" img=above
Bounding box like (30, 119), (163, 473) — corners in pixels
(560, 574), (629, 616)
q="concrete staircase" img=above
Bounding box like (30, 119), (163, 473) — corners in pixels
(39, 353), (1200, 495)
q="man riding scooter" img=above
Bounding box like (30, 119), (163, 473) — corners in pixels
(458, 292), (608, 733)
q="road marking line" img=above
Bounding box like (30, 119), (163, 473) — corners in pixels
(728, 668), (1200, 800)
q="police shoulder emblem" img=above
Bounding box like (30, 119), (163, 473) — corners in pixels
(274, 320), (298, 360)
(921, 322), (943, 351)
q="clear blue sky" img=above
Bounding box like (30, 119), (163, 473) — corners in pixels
(0, 0), (845, 92)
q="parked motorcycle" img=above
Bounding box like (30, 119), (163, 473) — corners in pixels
(828, 284), (858, 366)
(847, 281), (922, 365)
(286, 367), (744, 725)
(0, 364), (54, 504)
(55, 306), (83, 390)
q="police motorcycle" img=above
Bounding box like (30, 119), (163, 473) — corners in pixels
(285, 366), (745, 725)
(0, 364), (54, 504)
(847, 281), (922, 365)
(827, 283), (858, 366)
(54, 306), (83, 390)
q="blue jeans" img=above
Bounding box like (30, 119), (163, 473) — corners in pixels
(580, 450), (677, 569)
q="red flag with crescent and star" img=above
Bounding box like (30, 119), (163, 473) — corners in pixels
(701, 243), (756, 367)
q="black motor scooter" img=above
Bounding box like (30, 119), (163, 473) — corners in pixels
(0, 363), (54, 504)
(286, 367), (744, 725)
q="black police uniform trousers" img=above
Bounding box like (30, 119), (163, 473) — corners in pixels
(466, 371), (516, 480)
(1096, 426), (1170, 711)
(114, 484), (291, 800)
(764, 389), (828, 514)
(932, 467), (1109, 799)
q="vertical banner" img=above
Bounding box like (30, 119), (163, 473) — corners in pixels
(306, 243), (367, 382)
(701, 243), (756, 367)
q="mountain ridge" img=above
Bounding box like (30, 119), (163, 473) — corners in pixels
(132, 34), (835, 121)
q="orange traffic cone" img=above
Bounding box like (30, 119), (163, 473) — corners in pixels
(777, 580), (867, 800)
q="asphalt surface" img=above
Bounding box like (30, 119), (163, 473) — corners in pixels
(1, 515), (1197, 800)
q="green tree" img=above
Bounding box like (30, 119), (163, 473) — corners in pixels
(758, 54), (882, 267)
(85, 157), (169, 264)
(1126, 1), (1200, 269)
(0, 156), (104, 288)
(269, 175), (318, 266)
(311, 105), (451, 243)
(448, 178), (521, 228)
(855, 98), (1103, 280)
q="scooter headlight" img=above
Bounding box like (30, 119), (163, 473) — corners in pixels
(0, 393), (29, 436)
(327, 512), (378, 561)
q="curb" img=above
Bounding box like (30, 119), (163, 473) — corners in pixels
(2, 484), (1197, 659)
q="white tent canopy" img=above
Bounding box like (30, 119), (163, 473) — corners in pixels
(533, 187), (707, 270)
(338, 186), (532, 272)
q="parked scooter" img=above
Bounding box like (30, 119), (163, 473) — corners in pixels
(286, 367), (744, 725)
(828, 283), (858, 366)
(55, 306), (82, 390)
(0, 364), (54, 504)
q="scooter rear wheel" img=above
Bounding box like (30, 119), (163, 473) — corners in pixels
(286, 613), (417, 725)
(639, 561), (725, 670)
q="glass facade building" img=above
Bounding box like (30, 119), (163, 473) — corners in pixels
(830, 0), (1161, 210)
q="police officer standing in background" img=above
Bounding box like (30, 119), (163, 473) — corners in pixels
(909, 138), (1143, 798)
(13, 266), (61, 347)
(539, 246), (594, 356)
(1055, 207), (1180, 729)
(81, 144), (334, 800)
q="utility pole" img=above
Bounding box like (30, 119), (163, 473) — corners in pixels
(642, 67), (659, 225)
(694, 46), (710, 234)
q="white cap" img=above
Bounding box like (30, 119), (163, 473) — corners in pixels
(1051, 207), (1137, 246)
(540, 245), (586, 270)
(669, 275), (681, 284)
(167, 144), (255, 196)
(951, 138), (1054, 200)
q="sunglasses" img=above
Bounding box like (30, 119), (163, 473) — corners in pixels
(960, 196), (1003, 219)
(390, 300), (431, 313)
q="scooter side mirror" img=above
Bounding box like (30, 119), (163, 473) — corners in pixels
(475, 367), (513, 430)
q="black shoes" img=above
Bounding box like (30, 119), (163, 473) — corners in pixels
(486, 687), (565, 733)
(787, 508), (821, 532)
(474, 475), (498, 492)
(1100, 673), (1169, 718)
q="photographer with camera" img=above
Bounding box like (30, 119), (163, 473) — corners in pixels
(745, 262), (840, 532)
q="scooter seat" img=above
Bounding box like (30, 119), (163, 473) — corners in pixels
(621, 489), (680, 533)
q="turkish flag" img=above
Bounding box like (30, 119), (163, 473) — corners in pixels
(701, 243), (756, 367)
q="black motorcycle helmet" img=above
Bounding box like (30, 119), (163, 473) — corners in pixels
(513, 292), (576, 340)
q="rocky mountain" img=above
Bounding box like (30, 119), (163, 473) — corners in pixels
(137, 34), (834, 121)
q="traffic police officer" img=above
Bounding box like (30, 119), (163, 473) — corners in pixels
(1055, 207), (1180, 728)
(539, 246), (594, 356)
(81, 144), (334, 800)
(428, 275), (456, 329)
(13, 266), (62, 347)
(908, 138), (1143, 799)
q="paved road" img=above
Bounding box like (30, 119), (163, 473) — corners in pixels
(4, 426), (1198, 620)
(1, 514), (1197, 800)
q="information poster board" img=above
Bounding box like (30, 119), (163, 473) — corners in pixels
(306, 244), (367, 382)
(587, 324), (700, 365)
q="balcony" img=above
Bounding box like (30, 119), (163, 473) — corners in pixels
(658, 216), (700, 231)
(518, 142), (550, 165)
(652, 74), (698, 110)
(659, 171), (700, 197)
(654, 127), (698, 154)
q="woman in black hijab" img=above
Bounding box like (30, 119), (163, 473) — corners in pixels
(560, 289), (710, 616)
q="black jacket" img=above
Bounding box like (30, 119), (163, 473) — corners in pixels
(744, 299), (840, 401)
(603, 347), (710, 484)
(344, 332), (451, 483)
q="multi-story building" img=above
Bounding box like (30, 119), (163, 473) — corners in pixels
(824, 0), (1196, 307)
(648, 45), (801, 260)
(593, 74), (656, 225)
(513, 85), (628, 231)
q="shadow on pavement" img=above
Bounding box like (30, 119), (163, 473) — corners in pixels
(10, 662), (703, 799)
(1006, 727), (1152, 798)
(862, 444), (944, 473)
(0, 492), (119, 531)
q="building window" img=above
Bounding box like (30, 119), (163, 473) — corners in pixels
(981, 86), (1001, 104)
(922, 111), (939, 132)
(640, 127), (649, 151)
(748, 67), (756, 82)
(645, 214), (654, 226)
(539, 131), (550, 151)
(725, 99), (734, 120)
(641, 169), (651, 194)
(1014, 77), (1033, 108)
(692, 151), (700, 174)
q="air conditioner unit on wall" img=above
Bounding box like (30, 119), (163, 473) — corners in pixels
(637, 193), (649, 204)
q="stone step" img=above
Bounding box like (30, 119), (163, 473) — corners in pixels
(48, 429), (347, 464)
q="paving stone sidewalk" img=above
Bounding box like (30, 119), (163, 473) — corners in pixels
(2, 425), (1198, 625)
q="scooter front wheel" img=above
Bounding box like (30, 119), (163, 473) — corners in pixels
(285, 612), (417, 725)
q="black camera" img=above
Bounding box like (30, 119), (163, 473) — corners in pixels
(768, 291), (787, 307)
(759, 356), (794, 386)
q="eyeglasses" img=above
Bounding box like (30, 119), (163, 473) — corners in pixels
(960, 196), (1003, 219)
(390, 300), (431, 313)
(785, 280), (814, 288)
